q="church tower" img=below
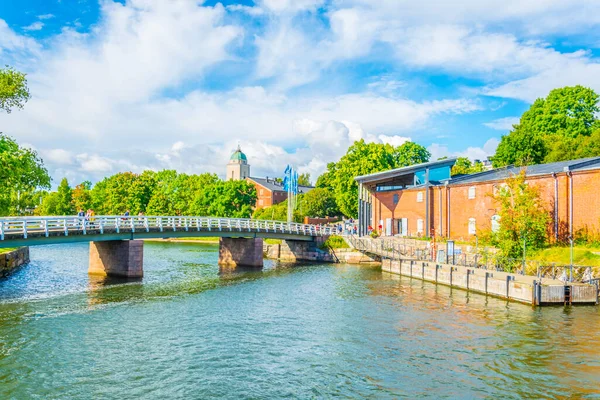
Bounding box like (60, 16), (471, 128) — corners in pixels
(226, 145), (250, 181)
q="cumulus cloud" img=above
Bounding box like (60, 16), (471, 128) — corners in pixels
(23, 22), (44, 31)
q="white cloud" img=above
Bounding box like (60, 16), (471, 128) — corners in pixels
(484, 117), (520, 130)
(23, 22), (44, 31)
(38, 14), (55, 20)
(428, 138), (500, 163)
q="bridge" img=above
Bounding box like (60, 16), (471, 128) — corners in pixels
(0, 216), (333, 278)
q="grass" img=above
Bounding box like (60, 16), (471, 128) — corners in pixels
(320, 236), (349, 249)
(264, 239), (282, 245)
(0, 248), (18, 255)
(528, 246), (600, 266)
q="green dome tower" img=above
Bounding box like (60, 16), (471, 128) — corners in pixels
(226, 144), (250, 181)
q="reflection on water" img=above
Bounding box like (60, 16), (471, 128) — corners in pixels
(0, 242), (598, 399)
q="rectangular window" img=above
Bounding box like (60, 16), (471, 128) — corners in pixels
(260, 189), (264, 195)
(468, 218), (476, 235)
(258, 199), (264, 206)
(417, 219), (424, 234)
(416, 192), (424, 202)
(468, 186), (476, 199)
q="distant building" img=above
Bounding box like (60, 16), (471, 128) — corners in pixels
(226, 145), (250, 181)
(225, 146), (314, 208)
(247, 177), (313, 208)
(355, 156), (600, 241)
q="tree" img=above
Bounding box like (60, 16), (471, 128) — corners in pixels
(298, 188), (339, 218)
(493, 86), (600, 167)
(0, 134), (50, 216)
(191, 180), (256, 218)
(36, 192), (60, 216)
(0, 66), (31, 113)
(72, 181), (92, 212)
(56, 178), (74, 215)
(319, 139), (430, 218)
(298, 173), (311, 186)
(451, 157), (486, 176)
(492, 171), (550, 270)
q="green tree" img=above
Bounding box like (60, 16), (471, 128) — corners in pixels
(320, 139), (430, 218)
(493, 86), (600, 167)
(298, 188), (339, 218)
(56, 178), (75, 215)
(492, 171), (550, 270)
(0, 66), (31, 113)
(0, 134), (50, 216)
(72, 181), (92, 212)
(36, 192), (60, 216)
(451, 157), (486, 176)
(191, 180), (257, 218)
(90, 172), (156, 214)
(298, 173), (311, 186)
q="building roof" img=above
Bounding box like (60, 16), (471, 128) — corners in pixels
(248, 177), (314, 194)
(230, 145), (247, 162)
(354, 158), (458, 184)
(449, 156), (600, 185)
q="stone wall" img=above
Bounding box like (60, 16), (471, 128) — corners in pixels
(264, 241), (379, 264)
(89, 240), (144, 278)
(219, 237), (264, 267)
(0, 247), (30, 277)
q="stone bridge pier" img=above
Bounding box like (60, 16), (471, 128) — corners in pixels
(88, 240), (144, 278)
(218, 237), (264, 268)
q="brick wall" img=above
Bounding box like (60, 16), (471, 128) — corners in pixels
(368, 169), (600, 241)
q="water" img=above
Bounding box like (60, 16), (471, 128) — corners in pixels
(1, 242), (599, 399)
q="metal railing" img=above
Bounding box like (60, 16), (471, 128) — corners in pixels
(0, 216), (334, 241)
(346, 235), (599, 283)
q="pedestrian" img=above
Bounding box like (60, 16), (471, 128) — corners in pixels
(77, 209), (85, 228)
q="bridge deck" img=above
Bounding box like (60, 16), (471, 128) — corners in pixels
(0, 216), (332, 248)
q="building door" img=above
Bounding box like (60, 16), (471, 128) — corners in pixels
(385, 218), (392, 236)
(398, 218), (408, 236)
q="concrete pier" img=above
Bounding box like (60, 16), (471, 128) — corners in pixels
(382, 258), (598, 305)
(89, 240), (144, 278)
(218, 237), (263, 268)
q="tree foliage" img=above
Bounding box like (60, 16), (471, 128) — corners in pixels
(297, 188), (339, 218)
(55, 178), (74, 215)
(493, 86), (600, 167)
(0, 134), (50, 216)
(297, 173), (311, 186)
(317, 139), (430, 218)
(451, 157), (485, 176)
(0, 66), (31, 113)
(492, 171), (550, 268)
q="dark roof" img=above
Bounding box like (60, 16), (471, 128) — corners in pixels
(355, 158), (458, 184)
(449, 157), (600, 185)
(248, 177), (314, 194)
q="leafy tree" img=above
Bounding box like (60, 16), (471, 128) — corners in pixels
(146, 171), (219, 215)
(56, 178), (75, 215)
(72, 181), (92, 212)
(36, 192), (60, 216)
(90, 172), (156, 215)
(298, 188), (339, 218)
(493, 86), (600, 167)
(492, 171), (550, 270)
(451, 157), (486, 176)
(320, 139), (430, 218)
(298, 173), (311, 186)
(191, 180), (256, 218)
(0, 66), (31, 113)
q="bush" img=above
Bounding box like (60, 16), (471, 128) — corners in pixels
(321, 236), (349, 249)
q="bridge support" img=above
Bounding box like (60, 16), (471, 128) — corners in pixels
(218, 237), (263, 268)
(88, 240), (144, 278)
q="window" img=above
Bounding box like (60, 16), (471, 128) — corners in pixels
(468, 218), (476, 235)
(393, 194), (399, 205)
(491, 215), (500, 233)
(417, 219), (424, 234)
(260, 189), (264, 195)
(416, 192), (424, 202)
(258, 199), (264, 206)
(468, 186), (476, 199)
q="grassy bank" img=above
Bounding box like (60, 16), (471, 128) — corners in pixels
(529, 246), (600, 266)
(0, 248), (18, 255)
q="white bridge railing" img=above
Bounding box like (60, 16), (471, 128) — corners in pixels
(0, 216), (334, 241)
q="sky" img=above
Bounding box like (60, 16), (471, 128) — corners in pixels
(2, 0), (600, 187)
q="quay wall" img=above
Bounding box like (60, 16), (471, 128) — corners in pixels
(0, 247), (30, 277)
(264, 242), (379, 264)
(382, 258), (598, 305)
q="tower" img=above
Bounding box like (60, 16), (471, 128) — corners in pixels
(226, 145), (250, 181)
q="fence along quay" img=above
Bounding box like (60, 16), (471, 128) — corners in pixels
(346, 236), (599, 306)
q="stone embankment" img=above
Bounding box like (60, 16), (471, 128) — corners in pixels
(264, 241), (378, 264)
(0, 247), (30, 277)
(382, 258), (598, 305)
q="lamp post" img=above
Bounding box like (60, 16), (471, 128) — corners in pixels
(522, 233), (526, 274)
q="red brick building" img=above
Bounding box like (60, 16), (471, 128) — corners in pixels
(355, 157), (600, 241)
(247, 177), (313, 209)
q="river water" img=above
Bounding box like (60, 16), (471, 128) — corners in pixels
(0, 242), (599, 399)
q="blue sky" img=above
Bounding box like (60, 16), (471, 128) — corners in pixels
(2, 0), (600, 185)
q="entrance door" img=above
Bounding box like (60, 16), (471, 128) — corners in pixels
(385, 218), (392, 236)
(397, 218), (408, 236)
